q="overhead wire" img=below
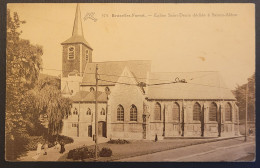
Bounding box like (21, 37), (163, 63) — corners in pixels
(42, 67), (214, 82)
(41, 67), (232, 90)
(98, 79), (137, 86)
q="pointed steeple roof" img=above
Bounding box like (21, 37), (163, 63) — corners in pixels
(61, 4), (92, 49)
(72, 3), (83, 37)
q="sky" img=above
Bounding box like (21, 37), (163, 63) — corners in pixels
(8, 3), (255, 89)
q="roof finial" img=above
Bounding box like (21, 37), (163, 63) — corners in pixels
(72, 3), (84, 37)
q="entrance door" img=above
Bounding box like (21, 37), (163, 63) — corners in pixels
(98, 121), (106, 137)
(88, 125), (92, 137)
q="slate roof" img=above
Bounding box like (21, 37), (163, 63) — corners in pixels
(146, 71), (236, 100)
(81, 60), (151, 86)
(71, 91), (108, 102)
(61, 36), (92, 49)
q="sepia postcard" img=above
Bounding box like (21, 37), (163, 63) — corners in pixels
(5, 3), (255, 162)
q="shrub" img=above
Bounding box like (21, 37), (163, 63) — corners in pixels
(47, 135), (74, 148)
(67, 149), (76, 159)
(107, 139), (130, 144)
(57, 135), (74, 144)
(72, 149), (82, 160)
(99, 147), (112, 157)
(67, 146), (101, 160)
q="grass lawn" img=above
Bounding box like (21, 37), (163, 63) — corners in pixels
(58, 137), (238, 162)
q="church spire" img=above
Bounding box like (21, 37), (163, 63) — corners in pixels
(61, 3), (92, 49)
(72, 3), (83, 37)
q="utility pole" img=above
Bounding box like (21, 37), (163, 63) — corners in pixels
(78, 82), (81, 137)
(78, 101), (80, 137)
(95, 64), (99, 160)
(245, 82), (248, 142)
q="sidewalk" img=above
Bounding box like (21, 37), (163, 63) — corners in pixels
(18, 137), (109, 161)
(59, 135), (249, 162)
(18, 135), (250, 162)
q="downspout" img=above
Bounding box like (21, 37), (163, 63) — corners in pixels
(181, 99), (185, 136)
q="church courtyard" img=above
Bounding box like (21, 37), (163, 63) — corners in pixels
(18, 135), (254, 162)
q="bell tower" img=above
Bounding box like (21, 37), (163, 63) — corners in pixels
(61, 3), (93, 77)
(61, 4), (93, 97)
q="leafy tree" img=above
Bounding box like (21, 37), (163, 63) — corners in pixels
(6, 9), (43, 160)
(6, 9), (72, 160)
(233, 73), (255, 123)
(24, 76), (72, 138)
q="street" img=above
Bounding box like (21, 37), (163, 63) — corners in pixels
(118, 136), (255, 162)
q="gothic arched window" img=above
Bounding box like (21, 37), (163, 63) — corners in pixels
(90, 87), (95, 92)
(105, 87), (110, 92)
(130, 105), (137, 121)
(73, 108), (78, 115)
(173, 102), (180, 121)
(225, 103), (232, 121)
(100, 108), (105, 115)
(86, 108), (91, 115)
(154, 102), (161, 120)
(193, 102), (201, 121)
(209, 102), (217, 121)
(68, 46), (75, 60)
(117, 105), (124, 121)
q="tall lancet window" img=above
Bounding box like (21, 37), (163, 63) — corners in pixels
(225, 103), (232, 121)
(172, 102), (180, 121)
(209, 102), (217, 121)
(193, 103), (201, 121)
(68, 46), (75, 60)
(130, 105), (137, 121)
(117, 105), (124, 121)
(154, 102), (161, 120)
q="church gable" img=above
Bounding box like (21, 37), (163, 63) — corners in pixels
(82, 60), (151, 86)
(109, 67), (146, 123)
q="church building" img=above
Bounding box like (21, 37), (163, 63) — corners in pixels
(61, 4), (240, 140)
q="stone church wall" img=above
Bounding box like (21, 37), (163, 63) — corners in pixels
(108, 69), (146, 140)
(145, 100), (238, 139)
(61, 102), (107, 138)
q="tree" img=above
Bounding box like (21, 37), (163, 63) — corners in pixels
(28, 76), (72, 137)
(233, 73), (255, 123)
(6, 9), (72, 160)
(6, 9), (43, 160)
